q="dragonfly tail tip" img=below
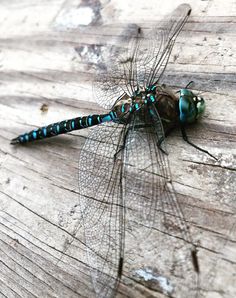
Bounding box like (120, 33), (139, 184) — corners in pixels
(10, 138), (19, 145)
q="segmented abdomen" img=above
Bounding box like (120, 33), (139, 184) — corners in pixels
(11, 112), (117, 144)
(11, 98), (148, 145)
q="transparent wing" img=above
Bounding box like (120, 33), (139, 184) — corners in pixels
(78, 122), (126, 298)
(78, 106), (199, 297)
(94, 4), (191, 109)
(123, 105), (199, 297)
(126, 3), (191, 90)
(93, 24), (140, 110)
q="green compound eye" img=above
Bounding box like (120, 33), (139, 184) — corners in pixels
(179, 90), (206, 124)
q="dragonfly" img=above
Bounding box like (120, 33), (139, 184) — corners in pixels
(11, 4), (215, 298)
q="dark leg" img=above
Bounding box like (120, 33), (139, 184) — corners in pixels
(113, 126), (129, 161)
(156, 125), (176, 155)
(181, 125), (217, 160)
(175, 81), (195, 95)
(114, 145), (125, 161)
(185, 80), (194, 89)
(157, 141), (168, 155)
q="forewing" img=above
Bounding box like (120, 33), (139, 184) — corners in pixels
(93, 24), (140, 109)
(124, 3), (191, 90)
(123, 105), (199, 297)
(78, 122), (126, 298)
(93, 4), (191, 109)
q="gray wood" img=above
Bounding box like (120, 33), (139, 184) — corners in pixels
(0, 0), (235, 297)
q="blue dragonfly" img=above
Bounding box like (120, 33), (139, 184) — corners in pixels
(11, 4), (215, 298)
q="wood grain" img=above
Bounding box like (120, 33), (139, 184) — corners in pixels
(0, 0), (235, 297)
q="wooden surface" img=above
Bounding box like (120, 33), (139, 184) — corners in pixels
(0, 0), (236, 297)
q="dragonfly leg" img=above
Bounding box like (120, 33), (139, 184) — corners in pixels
(113, 127), (129, 161)
(185, 80), (194, 89)
(114, 145), (125, 161)
(175, 81), (194, 95)
(180, 125), (217, 160)
(157, 141), (168, 155)
(156, 125), (176, 155)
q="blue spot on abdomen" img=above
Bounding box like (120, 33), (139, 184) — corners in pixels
(43, 127), (47, 137)
(32, 131), (37, 139)
(102, 114), (112, 122)
(88, 117), (92, 126)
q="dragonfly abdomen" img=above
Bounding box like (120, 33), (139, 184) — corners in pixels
(11, 112), (117, 144)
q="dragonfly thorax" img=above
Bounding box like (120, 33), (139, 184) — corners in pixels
(111, 85), (160, 123)
(111, 85), (206, 128)
(132, 84), (158, 103)
(111, 84), (181, 128)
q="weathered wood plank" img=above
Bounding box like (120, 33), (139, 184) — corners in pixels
(0, 0), (235, 297)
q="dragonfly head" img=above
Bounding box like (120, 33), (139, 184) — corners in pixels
(179, 89), (206, 124)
